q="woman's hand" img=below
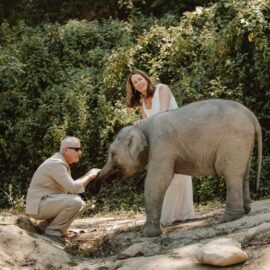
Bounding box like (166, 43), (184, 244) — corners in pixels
(133, 119), (145, 126)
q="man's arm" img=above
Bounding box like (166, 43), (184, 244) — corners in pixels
(78, 168), (101, 187)
(50, 163), (100, 194)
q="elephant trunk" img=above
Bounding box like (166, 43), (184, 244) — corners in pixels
(86, 159), (118, 196)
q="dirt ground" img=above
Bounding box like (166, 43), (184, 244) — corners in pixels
(1, 199), (270, 270)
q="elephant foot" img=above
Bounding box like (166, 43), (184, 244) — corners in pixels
(143, 222), (162, 237)
(244, 204), (251, 214)
(223, 208), (245, 223)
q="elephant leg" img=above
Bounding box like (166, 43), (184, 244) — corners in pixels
(143, 161), (174, 237)
(243, 156), (252, 214)
(219, 139), (252, 222)
(223, 174), (245, 222)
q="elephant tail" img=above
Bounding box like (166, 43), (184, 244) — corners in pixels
(255, 117), (262, 191)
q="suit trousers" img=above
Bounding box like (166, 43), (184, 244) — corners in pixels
(35, 194), (86, 236)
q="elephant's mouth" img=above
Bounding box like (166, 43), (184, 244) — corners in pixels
(121, 167), (140, 178)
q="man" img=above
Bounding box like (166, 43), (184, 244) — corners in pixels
(25, 136), (100, 244)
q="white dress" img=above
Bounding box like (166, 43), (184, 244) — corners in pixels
(142, 84), (194, 226)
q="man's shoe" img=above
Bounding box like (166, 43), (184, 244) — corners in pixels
(16, 216), (43, 234)
(44, 234), (66, 245)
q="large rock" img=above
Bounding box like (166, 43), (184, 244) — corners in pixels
(0, 225), (73, 269)
(195, 238), (248, 266)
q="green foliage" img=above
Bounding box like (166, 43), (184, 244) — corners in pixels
(84, 176), (145, 215)
(0, 0), (213, 26)
(1, 0), (270, 212)
(193, 176), (226, 203)
(0, 184), (25, 212)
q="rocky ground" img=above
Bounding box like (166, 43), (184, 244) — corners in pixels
(1, 199), (270, 270)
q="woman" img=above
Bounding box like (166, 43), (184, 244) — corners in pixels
(126, 69), (194, 226)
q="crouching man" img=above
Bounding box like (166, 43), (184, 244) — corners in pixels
(25, 136), (100, 244)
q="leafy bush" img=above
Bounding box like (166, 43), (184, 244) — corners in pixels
(0, 0), (214, 26)
(0, 0), (270, 212)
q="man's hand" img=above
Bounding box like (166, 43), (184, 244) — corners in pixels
(87, 168), (101, 181)
(85, 168), (102, 195)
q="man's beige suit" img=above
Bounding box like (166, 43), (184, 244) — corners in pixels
(26, 153), (86, 236)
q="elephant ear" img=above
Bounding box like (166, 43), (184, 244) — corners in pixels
(128, 128), (148, 160)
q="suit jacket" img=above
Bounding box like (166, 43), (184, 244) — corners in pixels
(26, 153), (85, 216)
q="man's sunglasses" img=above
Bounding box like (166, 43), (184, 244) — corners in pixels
(67, 147), (81, 152)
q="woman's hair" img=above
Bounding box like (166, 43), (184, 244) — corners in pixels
(126, 69), (155, 108)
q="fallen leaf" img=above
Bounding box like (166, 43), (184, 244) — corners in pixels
(134, 251), (144, 257)
(117, 253), (131, 260)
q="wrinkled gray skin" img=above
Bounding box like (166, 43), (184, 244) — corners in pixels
(94, 99), (262, 237)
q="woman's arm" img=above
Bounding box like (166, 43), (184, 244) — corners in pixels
(140, 106), (147, 119)
(159, 84), (171, 112)
(133, 106), (146, 126)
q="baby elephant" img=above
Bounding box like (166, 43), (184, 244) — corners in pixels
(89, 99), (262, 237)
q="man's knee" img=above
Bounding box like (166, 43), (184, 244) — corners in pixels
(71, 195), (85, 211)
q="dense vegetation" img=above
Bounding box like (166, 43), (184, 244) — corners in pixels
(0, 0), (269, 213)
(0, 0), (212, 25)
